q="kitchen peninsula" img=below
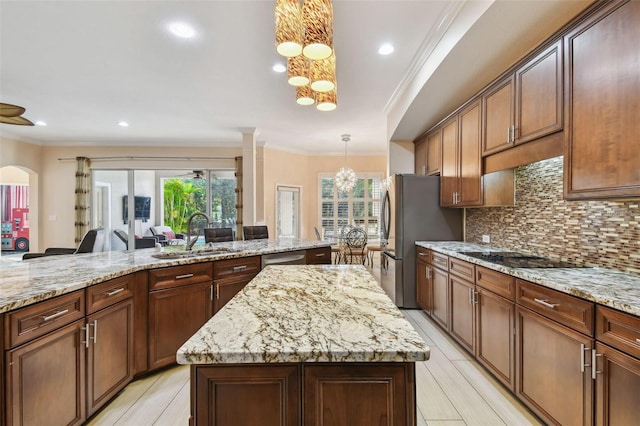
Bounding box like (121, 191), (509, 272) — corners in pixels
(177, 265), (429, 426)
(0, 239), (335, 425)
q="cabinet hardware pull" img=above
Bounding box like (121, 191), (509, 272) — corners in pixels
(468, 288), (473, 305)
(591, 349), (602, 380)
(422, 165), (426, 175)
(91, 320), (98, 344)
(81, 325), (90, 349)
(534, 298), (558, 309)
(426, 267), (431, 280)
(106, 288), (125, 297)
(636, 338), (640, 344)
(418, 252), (428, 256)
(507, 126), (511, 144)
(210, 285), (214, 301)
(175, 273), (194, 280)
(233, 265), (247, 271)
(580, 344), (591, 372)
(42, 309), (69, 322)
(315, 253), (325, 257)
(473, 291), (478, 305)
(216, 284), (220, 299)
(452, 193), (456, 204)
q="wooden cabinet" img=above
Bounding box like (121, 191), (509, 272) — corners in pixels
(6, 319), (86, 426)
(431, 255), (449, 330)
(426, 129), (441, 175)
(516, 278), (595, 426)
(414, 138), (427, 176)
(449, 273), (475, 353)
(564, 0), (640, 199)
(213, 256), (261, 313)
(416, 247), (431, 312)
(305, 246), (332, 265)
(482, 39), (563, 156)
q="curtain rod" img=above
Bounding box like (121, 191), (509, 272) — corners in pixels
(58, 156), (238, 161)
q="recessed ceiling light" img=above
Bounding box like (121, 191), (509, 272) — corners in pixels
(118, 121), (129, 127)
(378, 43), (394, 55)
(168, 22), (196, 39)
(272, 63), (286, 73)
(35, 120), (47, 126)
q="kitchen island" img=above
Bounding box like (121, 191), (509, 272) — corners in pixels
(177, 265), (430, 426)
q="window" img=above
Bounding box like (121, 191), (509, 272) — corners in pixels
(319, 173), (382, 239)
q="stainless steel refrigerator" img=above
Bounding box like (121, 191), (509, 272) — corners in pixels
(380, 174), (463, 308)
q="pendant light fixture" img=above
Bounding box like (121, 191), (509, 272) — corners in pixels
(275, 0), (303, 57)
(335, 134), (357, 192)
(310, 52), (336, 92)
(316, 86), (337, 111)
(287, 54), (310, 86)
(296, 85), (315, 105)
(302, 0), (334, 60)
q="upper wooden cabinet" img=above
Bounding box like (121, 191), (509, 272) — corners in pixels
(482, 39), (563, 156)
(564, 0), (640, 200)
(426, 129), (441, 176)
(414, 138), (427, 176)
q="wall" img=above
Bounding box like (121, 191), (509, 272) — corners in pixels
(466, 156), (640, 275)
(262, 147), (386, 240)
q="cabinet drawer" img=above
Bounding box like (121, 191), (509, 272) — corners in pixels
(516, 279), (594, 336)
(213, 256), (261, 281)
(149, 262), (213, 291)
(476, 266), (515, 300)
(86, 274), (133, 314)
(596, 305), (640, 359)
(449, 258), (475, 281)
(305, 247), (331, 264)
(6, 290), (85, 348)
(431, 252), (449, 271)
(416, 246), (430, 263)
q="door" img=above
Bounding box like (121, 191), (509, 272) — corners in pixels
(482, 75), (515, 155)
(276, 185), (300, 239)
(449, 275), (475, 353)
(458, 100), (482, 206)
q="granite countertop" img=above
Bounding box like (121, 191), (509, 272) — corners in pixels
(416, 241), (640, 317)
(0, 239), (331, 314)
(177, 265), (430, 364)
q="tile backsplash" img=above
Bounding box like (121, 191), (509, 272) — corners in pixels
(465, 156), (640, 275)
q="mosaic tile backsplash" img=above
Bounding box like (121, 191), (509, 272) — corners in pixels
(465, 156), (640, 275)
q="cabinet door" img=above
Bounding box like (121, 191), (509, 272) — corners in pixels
(440, 115), (458, 207)
(516, 306), (593, 426)
(458, 100), (482, 206)
(414, 139), (427, 175)
(426, 128), (441, 175)
(214, 279), (248, 313)
(431, 267), (449, 330)
(6, 320), (86, 426)
(564, 0), (640, 199)
(482, 75), (514, 155)
(449, 275), (475, 353)
(148, 281), (213, 371)
(594, 342), (640, 426)
(515, 39), (563, 144)
(86, 299), (134, 417)
(416, 260), (431, 312)
(305, 247), (332, 264)
(476, 288), (515, 390)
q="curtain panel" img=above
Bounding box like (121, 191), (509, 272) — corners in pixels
(74, 157), (91, 244)
(235, 156), (243, 240)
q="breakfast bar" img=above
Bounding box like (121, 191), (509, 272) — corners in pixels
(177, 265), (430, 425)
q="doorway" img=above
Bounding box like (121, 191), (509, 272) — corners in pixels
(276, 185), (301, 240)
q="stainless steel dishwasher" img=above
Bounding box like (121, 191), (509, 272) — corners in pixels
(261, 250), (306, 267)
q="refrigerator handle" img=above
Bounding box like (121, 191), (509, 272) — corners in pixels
(381, 190), (391, 240)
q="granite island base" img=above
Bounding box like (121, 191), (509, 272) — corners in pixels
(177, 265), (430, 426)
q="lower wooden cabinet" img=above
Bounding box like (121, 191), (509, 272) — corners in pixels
(431, 267), (449, 330)
(148, 281), (213, 371)
(516, 306), (593, 425)
(416, 257), (431, 312)
(6, 320), (86, 426)
(86, 298), (134, 417)
(449, 275), (475, 353)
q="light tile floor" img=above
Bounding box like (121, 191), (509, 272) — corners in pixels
(88, 260), (542, 425)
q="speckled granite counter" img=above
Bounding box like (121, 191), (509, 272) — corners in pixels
(416, 241), (640, 317)
(0, 239), (331, 314)
(177, 265), (430, 364)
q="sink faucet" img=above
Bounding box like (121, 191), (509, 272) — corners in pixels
(186, 212), (213, 251)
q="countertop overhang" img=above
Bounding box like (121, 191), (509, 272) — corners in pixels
(177, 265), (430, 364)
(417, 241), (640, 317)
(0, 239), (331, 314)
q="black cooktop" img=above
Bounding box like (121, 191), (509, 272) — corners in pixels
(459, 251), (583, 268)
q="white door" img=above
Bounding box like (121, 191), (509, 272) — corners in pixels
(276, 186), (300, 239)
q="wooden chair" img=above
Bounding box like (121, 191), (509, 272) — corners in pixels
(204, 227), (234, 243)
(345, 227), (368, 265)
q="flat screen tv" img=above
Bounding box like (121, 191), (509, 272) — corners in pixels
(123, 196), (151, 223)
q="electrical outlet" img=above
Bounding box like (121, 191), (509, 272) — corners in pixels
(482, 234), (491, 244)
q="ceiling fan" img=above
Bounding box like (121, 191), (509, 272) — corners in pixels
(176, 170), (206, 180)
(0, 103), (34, 126)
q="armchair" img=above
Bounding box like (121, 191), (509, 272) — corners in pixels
(149, 225), (186, 246)
(113, 229), (158, 249)
(23, 228), (106, 260)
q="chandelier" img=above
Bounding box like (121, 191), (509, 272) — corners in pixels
(275, 0), (337, 111)
(335, 134), (357, 192)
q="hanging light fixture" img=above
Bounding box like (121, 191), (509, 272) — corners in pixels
(275, 0), (303, 57)
(296, 85), (315, 105)
(287, 54), (310, 86)
(316, 86), (337, 111)
(302, 0), (334, 60)
(335, 134), (357, 192)
(310, 51), (336, 92)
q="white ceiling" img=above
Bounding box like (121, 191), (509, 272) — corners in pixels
(0, 0), (590, 156)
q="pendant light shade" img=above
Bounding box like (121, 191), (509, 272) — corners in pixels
(310, 52), (336, 93)
(287, 55), (310, 87)
(275, 0), (303, 57)
(316, 88), (337, 111)
(302, 0), (334, 60)
(335, 134), (357, 192)
(296, 85), (316, 105)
